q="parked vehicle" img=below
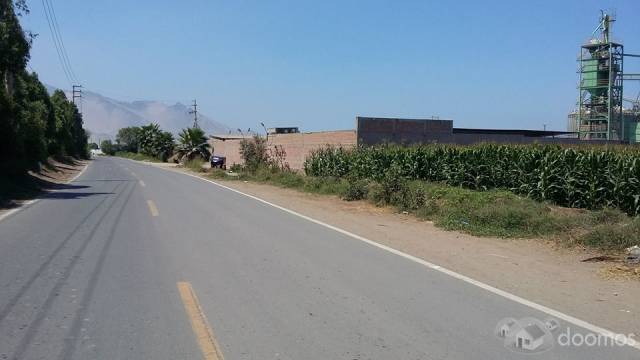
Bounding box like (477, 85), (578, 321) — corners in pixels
(210, 155), (226, 169)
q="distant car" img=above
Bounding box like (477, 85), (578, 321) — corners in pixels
(210, 155), (226, 169)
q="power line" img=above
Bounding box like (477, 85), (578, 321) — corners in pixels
(41, 0), (73, 86)
(45, 0), (78, 83)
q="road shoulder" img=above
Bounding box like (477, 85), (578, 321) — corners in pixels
(0, 158), (90, 221)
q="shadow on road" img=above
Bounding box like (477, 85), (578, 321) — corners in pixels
(39, 191), (115, 200)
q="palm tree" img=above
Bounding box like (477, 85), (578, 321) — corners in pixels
(176, 127), (210, 163)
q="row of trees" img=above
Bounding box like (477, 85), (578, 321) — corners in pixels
(1, 1), (88, 176)
(102, 124), (210, 163)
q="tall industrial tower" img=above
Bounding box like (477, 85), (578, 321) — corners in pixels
(575, 11), (640, 142)
(576, 12), (623, 140)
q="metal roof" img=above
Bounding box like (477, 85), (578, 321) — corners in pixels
(452, 128), (575, 137)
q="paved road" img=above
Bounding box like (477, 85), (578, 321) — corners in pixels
(0, 156), (637, 359)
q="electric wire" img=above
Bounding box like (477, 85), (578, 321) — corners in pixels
(45, 0), (78, 83)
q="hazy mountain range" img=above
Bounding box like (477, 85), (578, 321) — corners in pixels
(47, 86), (232, 142)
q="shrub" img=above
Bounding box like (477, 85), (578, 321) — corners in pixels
(342, 178), (369, 201)
(240, 136), (269, 171)
(100, 140), (117, 155)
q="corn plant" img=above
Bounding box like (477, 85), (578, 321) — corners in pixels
(304, 144), (640, 216)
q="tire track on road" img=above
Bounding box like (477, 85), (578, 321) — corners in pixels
(58, 178), (138, 360)
(0, 181), (123, 324)
(9, 182), (135, 360)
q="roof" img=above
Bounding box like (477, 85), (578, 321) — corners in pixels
(519, 324), (546, 340)
(453, 128), (574, 138)
(210, 134), (254, 140)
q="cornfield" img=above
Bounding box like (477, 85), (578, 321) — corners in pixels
(304, 144), (640, 216)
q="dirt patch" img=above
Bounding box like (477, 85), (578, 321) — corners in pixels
(28, 157), (88, 184)
(599, 265), (640, 281)
(0, 157), (89, 213)
(145, 163), (640, 336)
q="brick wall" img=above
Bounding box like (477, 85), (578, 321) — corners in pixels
(209, 130), (356, 170)
(209, 137), (245, 167)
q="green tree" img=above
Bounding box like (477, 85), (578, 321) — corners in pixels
(100, 139), (116, 155)
(138, 123), (174, 161)
(0, 0), (87, 177)
(116, 126), (142, 152)
(175, 127), (210, 162)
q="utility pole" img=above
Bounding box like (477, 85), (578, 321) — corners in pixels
(72, 85), (83, 114)
(189, 99), (199, 129)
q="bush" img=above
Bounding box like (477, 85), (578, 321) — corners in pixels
(184, 159), (206, 172)
(342, 178), (369, 201)
(580, 218), (640, 251)
(101, 140), (117, 155)
(239, 136), (269, 171)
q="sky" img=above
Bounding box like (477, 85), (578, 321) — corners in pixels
(21, 0), (640, 132)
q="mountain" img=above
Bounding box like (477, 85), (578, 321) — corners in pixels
(46, 86), (232, 141)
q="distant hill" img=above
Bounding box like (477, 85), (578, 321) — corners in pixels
(46, 86), (232, 142)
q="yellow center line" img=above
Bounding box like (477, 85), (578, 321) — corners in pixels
(177, 282), (225, 360)
(146, 200), (159, 217)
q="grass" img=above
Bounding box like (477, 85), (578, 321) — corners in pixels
(200, 166), (638, 252)
(114, 151), (164, 162)
(183, 159), (208, 173)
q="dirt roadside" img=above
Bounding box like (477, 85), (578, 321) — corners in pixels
(0, 158), (89, 215)
(146, 161), (640, 337)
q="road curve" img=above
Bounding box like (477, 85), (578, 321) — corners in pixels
(0, 156), (637, 359)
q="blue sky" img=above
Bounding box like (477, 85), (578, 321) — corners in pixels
(22, 0), (640, 132)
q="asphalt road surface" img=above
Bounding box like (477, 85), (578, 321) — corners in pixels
(0, 156), (638, 359)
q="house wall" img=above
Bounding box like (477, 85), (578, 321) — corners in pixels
(209, 137), (245, 167)
(357, 117), (454, 145)
(209, 130), (357, 170)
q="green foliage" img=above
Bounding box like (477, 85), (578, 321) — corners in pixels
(239, 135), (269, 171)
(138, 123), (174, 161)
(100, 140), (117, 155)
(342, 178), (369, 201)
(0, 1), (87, 176)
(114, 151), (163, 162)
(116, 126), (142, 152)
(0, 0), (30, 74)
(184, 158), (207, 172)
(176, 127), (210, 162)
(580, 217), (640, 251)
(305, 144), (640, 216)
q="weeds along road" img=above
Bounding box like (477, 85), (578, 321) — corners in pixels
(0, 156), (637, 359)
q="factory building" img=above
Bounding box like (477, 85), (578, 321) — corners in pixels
(570, 11), (640, 143)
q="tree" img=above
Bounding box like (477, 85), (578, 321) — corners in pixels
(0, 0), (87, 177)
(116, 126), (142, 152)
(100, 139), (116, 155)
(138, 123), (174, 161)
(49, 89), (87, 158)
(175, 127), (210, 163)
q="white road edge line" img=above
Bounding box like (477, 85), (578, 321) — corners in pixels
(132, 159), (639, 351)
(0, 161), (91, 224)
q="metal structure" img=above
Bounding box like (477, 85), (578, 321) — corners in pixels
(189, 99), (199, 129)
(576, 11), (640, 142)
